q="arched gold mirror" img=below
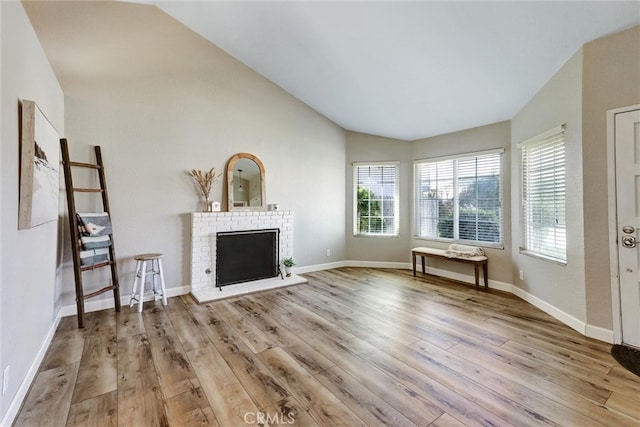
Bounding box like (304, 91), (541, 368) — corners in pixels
(226, 153), (266, 211)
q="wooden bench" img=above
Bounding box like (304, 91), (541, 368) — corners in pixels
(412, 246), (488, 290)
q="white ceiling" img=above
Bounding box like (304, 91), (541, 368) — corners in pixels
(146, 1), (639, 141)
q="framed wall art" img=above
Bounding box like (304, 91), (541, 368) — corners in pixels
(18, 100), (60, 229)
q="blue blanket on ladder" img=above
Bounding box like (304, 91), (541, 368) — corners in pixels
(79, 248), (110, 266)
(77, 213), (112, 265)
(80, 235), (111, 250)
(76, 212), (112, 237)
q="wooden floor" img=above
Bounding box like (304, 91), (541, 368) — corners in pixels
(14, 267), (640, 426)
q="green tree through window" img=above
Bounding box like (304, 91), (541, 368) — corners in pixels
(354, 163), (399, 236)
(415, 150), (503, 245)
(357, 187), (382, 233)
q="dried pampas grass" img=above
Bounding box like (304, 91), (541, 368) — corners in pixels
(189, 168), (220, 201)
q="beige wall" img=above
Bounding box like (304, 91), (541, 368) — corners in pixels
(345, 131), (412, 262)
(412, 121), (513, 285)
(0, 2), (64, 421)
(582, 26), (640, 330)
(43, 2), (347, 306)
(511, 48), (586, 322)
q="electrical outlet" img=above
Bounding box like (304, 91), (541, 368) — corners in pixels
(326, 249), (331, 257)
(519, 270), (524, 280)
(3, 366), (9, 395)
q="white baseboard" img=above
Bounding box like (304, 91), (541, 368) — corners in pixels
(1, 313), (61, 427)
(294, 261), (347, 274)
(60, 285), (191, 317)
(343, 260), (412, 269)
(585, 324), (614, 344)
(508, 285), (586, 335)
(509, 288), (613, 343)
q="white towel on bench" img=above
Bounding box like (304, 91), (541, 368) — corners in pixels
(444, 244), (485, 258)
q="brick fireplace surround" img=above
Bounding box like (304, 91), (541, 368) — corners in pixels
(190, 211), (306, 302)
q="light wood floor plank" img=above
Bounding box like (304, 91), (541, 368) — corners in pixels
(71, 332), (117, 404)
(314, 365), (418, 426)
(298, 285), (419, 347)
(257, 291), (356, 342)
(342, 337), (513, 427)
(486, 315), (615, 360)
(214, 300), (276, 354)
(269, 310), (446, 425)
(260, 396), (320, 427)
(501, 339), (640, 399)
(117, 333), (169, 426)
(66, 390), (117, 427)
(306, 277), (467, 350)
(192, 308), (290, 408)
(346, 336), (538, 427)
(485, 320), (615, 373)
(39, 327), (85, 372)
(257, 347), (367, 426)
(453, 338), (613, 404)
(147, 330), (202, 399)
(115, 310), (145, 338)
(448, 342), (637, 426)
(164, 297), (212, 352)
(606, 391), (640, 420)
(14, 363), (79, 427)
(405, 339), (594, 426)
(164, 386), (219, 426)
(141, 304), (174, 340)
(186, 343), (259, 426)
(232, 297), (337, 374)
(428, 413), (469, 427)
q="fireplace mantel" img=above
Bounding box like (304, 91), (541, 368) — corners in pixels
(190, 211), (304, 302)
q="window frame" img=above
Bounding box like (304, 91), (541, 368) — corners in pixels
(518, 124), (567, 265)
(353, 161), (400, 237)
(413, 148), (504, 248)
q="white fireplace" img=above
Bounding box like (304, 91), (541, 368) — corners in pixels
(190, 211), (305, 302)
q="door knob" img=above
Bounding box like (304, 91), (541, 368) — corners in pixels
(622, 236), (636, 248)
(623, 225), (635, 234)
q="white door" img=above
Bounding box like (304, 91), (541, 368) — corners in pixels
(615, 108), (640, 348)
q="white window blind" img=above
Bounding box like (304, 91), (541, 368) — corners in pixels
(519, 124), (566, 263)
(354, 162), (399, 236)
(414, 149), (503, 245)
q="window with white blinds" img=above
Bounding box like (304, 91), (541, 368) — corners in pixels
(414, 149), (503, 246)
(519, 124), (566, 263)
(354, 162), (399, 236)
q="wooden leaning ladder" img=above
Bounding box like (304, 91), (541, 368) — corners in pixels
(60, 139), (121, 328)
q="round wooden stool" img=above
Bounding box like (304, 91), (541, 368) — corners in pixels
(129, 253), (167, 312)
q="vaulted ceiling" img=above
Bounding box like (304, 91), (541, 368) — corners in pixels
(26, 1), (640, 140)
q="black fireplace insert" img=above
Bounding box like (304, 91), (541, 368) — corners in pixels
(216, 228), (279, 288)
